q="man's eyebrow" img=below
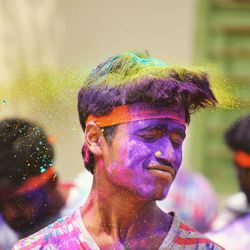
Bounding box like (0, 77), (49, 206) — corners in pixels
(134, 124), (167, 133)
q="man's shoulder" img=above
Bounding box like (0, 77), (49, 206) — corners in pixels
(12, 209), (82, 250)
(169, 216), (224, 250)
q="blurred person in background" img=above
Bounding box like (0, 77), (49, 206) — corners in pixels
(158, 167), (218, 233)
(14, 51), (223, 249)
(0, 118), (88, 250)
(207, 114), (250, 249)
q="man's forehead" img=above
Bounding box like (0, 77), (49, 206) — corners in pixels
(127, 117), (186, 132)
(86, 103), (186, 128)
(128, 103), (186, 120)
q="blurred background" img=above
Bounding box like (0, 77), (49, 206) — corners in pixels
(0, 0), (250, 201)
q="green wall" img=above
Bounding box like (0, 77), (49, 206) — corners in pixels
(192, 0), (250, 195)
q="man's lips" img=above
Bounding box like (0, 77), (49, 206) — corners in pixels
(146, 165), (176, 179)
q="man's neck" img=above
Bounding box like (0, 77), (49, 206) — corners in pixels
(81, 184), (173, 248)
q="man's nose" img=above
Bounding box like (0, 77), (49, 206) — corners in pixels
(155, 138), (176, 163)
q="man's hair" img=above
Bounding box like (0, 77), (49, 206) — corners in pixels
(225, 115), (250, 154)
(78, 51), (217, 173)
(0, 118), (55, 190)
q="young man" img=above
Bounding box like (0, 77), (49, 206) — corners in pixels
(207, 115), (250, 249)
(0, 119), (87, 250)
(14, 52), (224, 249)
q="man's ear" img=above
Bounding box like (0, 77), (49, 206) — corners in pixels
(85, 123), (103, 156)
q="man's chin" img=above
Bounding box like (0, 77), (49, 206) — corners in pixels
(122, 184), (169, 201)
(153, 187), (170, 201)
(138, 188), (169, 201)
(153, 193), (168, 201)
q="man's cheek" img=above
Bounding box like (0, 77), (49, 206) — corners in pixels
(174, 149), (183, 169)
(128, 140), (151, 163)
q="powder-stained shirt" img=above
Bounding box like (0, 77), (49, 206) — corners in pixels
(13, 208), (224, 250)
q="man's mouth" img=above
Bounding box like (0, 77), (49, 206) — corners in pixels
(146, 165), (176, 180)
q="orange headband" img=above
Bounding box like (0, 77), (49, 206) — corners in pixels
(235, 151), (250, 168)
(86, 105), (186, 127)
(0, 167), (56, 197)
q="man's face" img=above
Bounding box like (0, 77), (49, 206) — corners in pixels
(0, 187), (48, 234)
(100, 104), (186, 200)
